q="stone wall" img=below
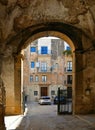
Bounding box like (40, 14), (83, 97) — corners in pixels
(0, 55), (6, 129)
(2, 55), (15, 115)
(0, 2), (95, 129)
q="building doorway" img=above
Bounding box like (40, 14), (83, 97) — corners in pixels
(41, 87), (48, 96)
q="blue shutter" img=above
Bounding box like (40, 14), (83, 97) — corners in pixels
(41, 46), (48, 54)
(30, 47), (36, 52)
(31, 62), (35, 68)
(66, 46), (71, 50)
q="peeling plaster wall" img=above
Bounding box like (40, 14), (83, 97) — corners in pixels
(82, 37), (95, 113)
(2, 54), (15, 114)
(0, 0), (95, 46)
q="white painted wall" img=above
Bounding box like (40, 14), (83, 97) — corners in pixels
(38, 38), (51, 53)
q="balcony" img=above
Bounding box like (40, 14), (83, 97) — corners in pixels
(64, 67), (72, 73)
(38, 81), (51, 85)
(30, 81), (51, 85)
(67, 81), (72, 84)
(67, 69), (72, 72)
(38, 67), (51, 73)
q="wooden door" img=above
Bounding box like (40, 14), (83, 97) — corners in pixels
(41, 87), (47, 96)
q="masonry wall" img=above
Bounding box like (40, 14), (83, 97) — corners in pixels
(2, 56), (15, 115)
(23, 38), (65, 101)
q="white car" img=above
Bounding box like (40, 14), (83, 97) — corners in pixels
(38, 96), (51, 105)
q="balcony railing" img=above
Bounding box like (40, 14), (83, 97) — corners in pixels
(64, 67), (72, 72)
(30, 81), (51, 85)
(67, 80), (72, 84)
(38, 67), (51, 72)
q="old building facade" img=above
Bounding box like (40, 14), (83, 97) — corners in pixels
(23, 37), (67, 101)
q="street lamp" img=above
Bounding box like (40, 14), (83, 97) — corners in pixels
(85, 77), (91, 95)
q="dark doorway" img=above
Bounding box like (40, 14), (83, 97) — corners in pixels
(41, 87), (48, 96)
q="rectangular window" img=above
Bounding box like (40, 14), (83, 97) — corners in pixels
(30, 47), (36, 52)
(41, 62), (47, 72)
(67, 75), (72, 84)
(51, 90), (55, 95)
(41, 46), (48, 54)
(34, 91), (38, 96)
(30, 75), (33, 82)
(67, 61), (72, 71)
(31, 62), (35, 68)
(42, 75), (47, 82)
(35, 75), (39, 82)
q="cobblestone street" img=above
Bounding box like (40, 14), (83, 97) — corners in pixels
(5, 102), (95, 130)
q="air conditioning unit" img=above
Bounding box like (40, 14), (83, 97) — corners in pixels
(36, 62), (40, 68)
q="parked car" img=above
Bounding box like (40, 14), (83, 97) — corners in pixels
(38, 96), (51, 105)
(53, 96), (66, 104)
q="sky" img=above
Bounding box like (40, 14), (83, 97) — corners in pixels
(39, 36), (69, 50)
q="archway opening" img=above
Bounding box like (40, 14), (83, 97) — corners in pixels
(5, 22), (86, 130)
(22, 35), (74, 115)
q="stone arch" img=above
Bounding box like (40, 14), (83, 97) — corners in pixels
(15, 22), (83, 115)
(21, 30), (77, 115)
(7, 22), (83, 54)
(22, 31), (75, 51)
(18, 22), (94, 114)
(3, 22), (95, 117)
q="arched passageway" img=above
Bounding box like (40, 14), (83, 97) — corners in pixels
(3, 21), (95, 115)
(1, 22), (95, 130)
(0, 21), (95, 130)
(0, 1), (95, 129)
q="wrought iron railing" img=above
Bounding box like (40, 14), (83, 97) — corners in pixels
(38, 67), (51, 72)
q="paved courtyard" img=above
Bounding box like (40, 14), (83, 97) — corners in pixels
(5, 102), (95, 130)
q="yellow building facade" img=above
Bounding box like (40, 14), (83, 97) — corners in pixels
(23, 38), (67, 101)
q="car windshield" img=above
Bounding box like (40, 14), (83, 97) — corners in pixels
(55, 96), (64, 99)
(40, 96), (50, 99)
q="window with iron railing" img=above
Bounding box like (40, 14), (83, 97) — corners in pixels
(67, 75), (72, 84)
(41, 62), (47, 72)
(41, 67), (47, 72)
(67, 61), (72, 71)
(42, 75), (47, 82)
(38, 67), (51, 72)
(35, 75), (39, 82)
(30, 75), (33, 82)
